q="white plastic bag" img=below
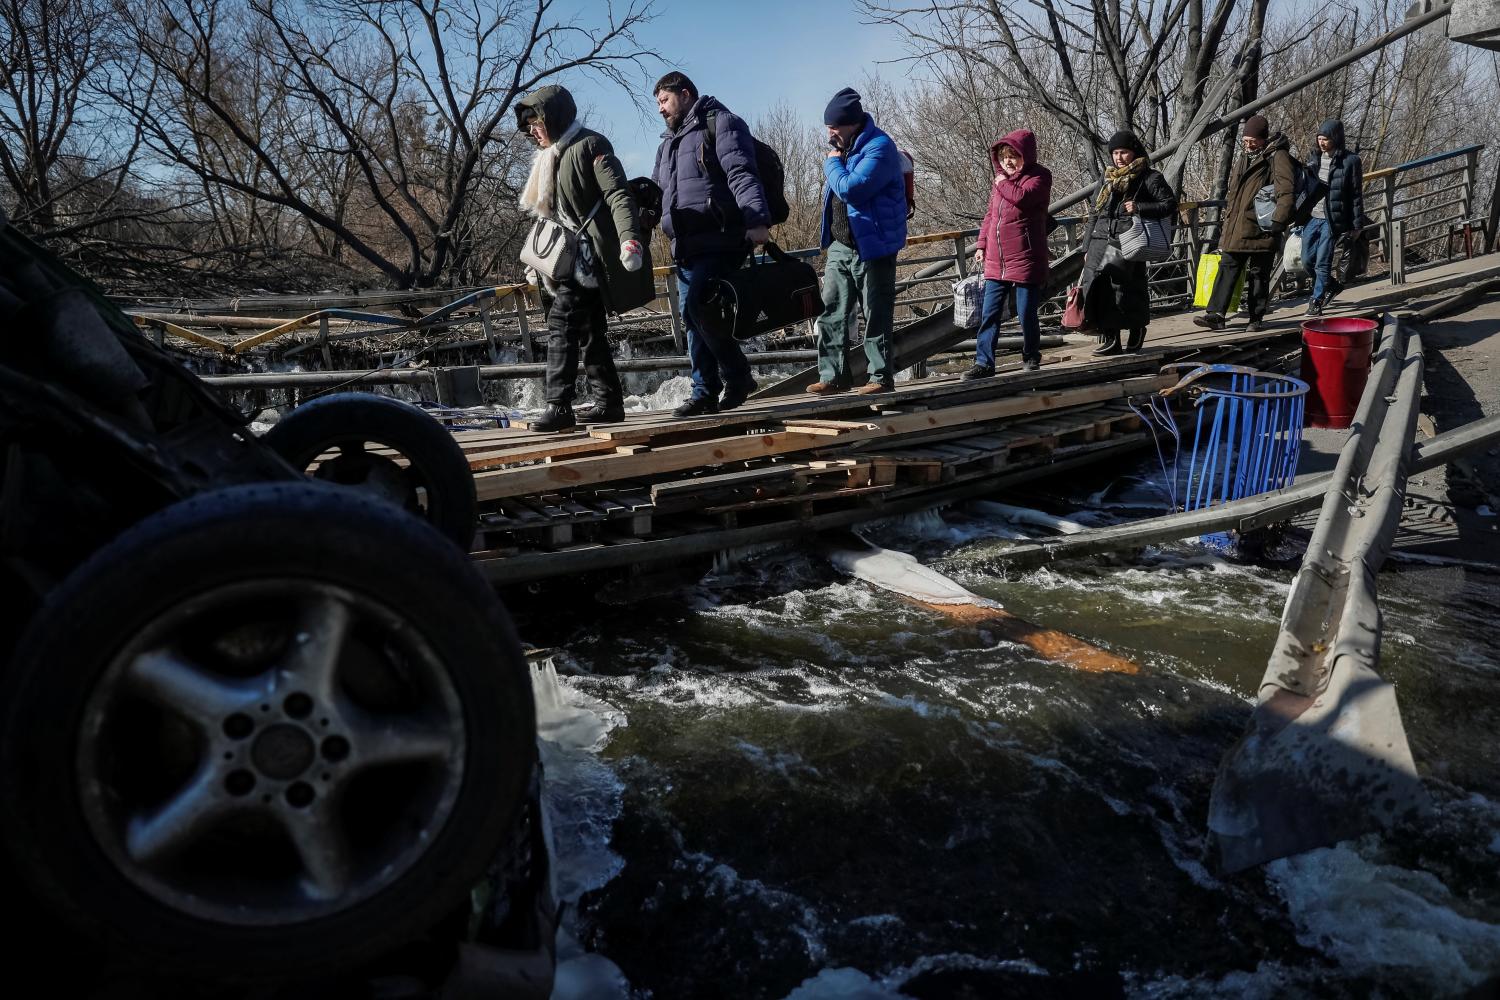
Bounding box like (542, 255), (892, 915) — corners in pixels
(952, 275), (986, 328)
(1283, 229), (1305, 275)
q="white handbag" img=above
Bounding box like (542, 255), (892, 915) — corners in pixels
(1118, 213), (1174, 263)
(519, 198), (604, 283)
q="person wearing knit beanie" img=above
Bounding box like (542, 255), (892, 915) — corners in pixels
(1081, 128), (1176, 356)
(824, 87), (864, 128)
(1193, 112), (1294, 334)
(809, 87), (908, 395)
(1106, 130), (1147, 159)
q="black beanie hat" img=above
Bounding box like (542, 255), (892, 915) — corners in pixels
(1106, 130), (1146, 157)
(824, 87), (864, 127)
(1243, 114), (1270, 140)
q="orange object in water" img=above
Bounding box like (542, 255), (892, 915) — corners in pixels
(908, 598), (1141, 675)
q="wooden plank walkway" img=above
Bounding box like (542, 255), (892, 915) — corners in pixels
(456, 254), (1500, 586)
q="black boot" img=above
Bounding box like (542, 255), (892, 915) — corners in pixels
(1125, 327), (1145, 353)
(576, 399), (626, 423)
(1193, 312), (1225, 331)
(1092, 330), (1122, 356)
(529, 402), (576, 433)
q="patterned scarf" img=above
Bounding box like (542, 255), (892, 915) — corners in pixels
(1095, 157), (1147, 209)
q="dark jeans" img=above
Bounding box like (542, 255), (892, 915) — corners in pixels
(543, 282), (622, 407)
(817, 241), (897, 386)
(677, 249), (752, 402)
(1207, 249), (1275, 321)
(975, 279), (1040, 367)
(1300, 217), (1337, 300)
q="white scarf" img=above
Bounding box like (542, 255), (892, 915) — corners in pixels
(519, 120), (583, 222)
(517, 119), (599, 291)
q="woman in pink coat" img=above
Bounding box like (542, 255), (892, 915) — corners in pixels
(965, 129), (1054, 376)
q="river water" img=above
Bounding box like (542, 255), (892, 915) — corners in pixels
(507, 376), (1500, 1000)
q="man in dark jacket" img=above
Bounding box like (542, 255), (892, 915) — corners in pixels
(1301, 119), (1366, 315)
(809, 87), (908, 395)
(1195, 114), (1294, 333)
(516, 85), (653, 432)
(653, 72), (770, 418)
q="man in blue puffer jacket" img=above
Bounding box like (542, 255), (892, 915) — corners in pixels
(653, 71), (771, 418)
(810, 88), (909, 395)
(1301, 119), (1367, 315)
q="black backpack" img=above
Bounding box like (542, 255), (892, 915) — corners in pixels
(1288, 155), (1328, 227)
(627, 176), (663, 231)
(701, 109), (791, 226)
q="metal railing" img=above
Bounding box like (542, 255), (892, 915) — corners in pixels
(1364, 144), (1485, 284)
(133, 142), (1487, 369)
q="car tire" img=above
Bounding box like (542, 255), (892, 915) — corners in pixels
(263, 392), (479, 549)
(0, 481), (534, 983)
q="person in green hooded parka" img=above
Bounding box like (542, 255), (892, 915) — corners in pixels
(516, 85), (654, 432)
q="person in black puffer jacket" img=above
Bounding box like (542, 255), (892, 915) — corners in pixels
(1081, 130), (1178, 354)
(1301, 119), (1367, 315)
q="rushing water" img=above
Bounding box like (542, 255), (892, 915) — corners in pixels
(522, 450), (1500, 1000)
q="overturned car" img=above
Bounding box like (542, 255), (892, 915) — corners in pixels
(0, 218), (554, 996)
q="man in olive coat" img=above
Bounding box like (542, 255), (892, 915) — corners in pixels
(1195, 114), (1294, 332)
(516, 85), (654, 432)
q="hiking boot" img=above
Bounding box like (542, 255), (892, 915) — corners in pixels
(673, 395), (719, 418)
(1245, 319), (1267, 333)
(1125, 328), (1146, 353)
(854, 381), (894, 395)
(1021, 356), (1041, 372)
(1092, 331), (1122, 356)
(718, 378), (758, 412)
(807, 380), (848, 395)
(575, 401), (626, 423)
(961, 364), (995, 381)
(1305, 298), (1323, 317)
(529, 403), (575, 433)
(1192, 313), (1226, 331)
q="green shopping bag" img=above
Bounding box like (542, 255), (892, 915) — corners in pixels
(1192, 252), (1247, 312)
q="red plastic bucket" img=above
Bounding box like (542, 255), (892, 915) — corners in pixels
(1300, 317), (1377, 429)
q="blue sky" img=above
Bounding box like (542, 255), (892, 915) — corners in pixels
(559, 0), (911, 174)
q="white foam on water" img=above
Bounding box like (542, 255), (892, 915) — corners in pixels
(622, 373), (693, 413)
(688, 852), (827, 964)
(967, 499), (1088, 534)
(1265, 841), (1500, 993)
(508, 377), (548, 414)
(826, 542), (1000, 609)
(1128, 961), (1315, 999)
(550, 941), (630, 1000)
(780, 967), (905, 1000)
(778, 952), (1050, 1000)
(529, 657), (632, 998)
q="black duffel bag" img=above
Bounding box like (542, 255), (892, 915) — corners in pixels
(701, 242), (821, 342)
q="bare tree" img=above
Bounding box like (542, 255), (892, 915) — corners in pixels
(859, 0), (1239, 164)
(0, 0), (153, 237)
(752, 100), (826, 252)
(112, 0), (658, 288)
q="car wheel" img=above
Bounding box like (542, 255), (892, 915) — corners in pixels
(0, 481), (534, 982)
(263, 392), (479, 549)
